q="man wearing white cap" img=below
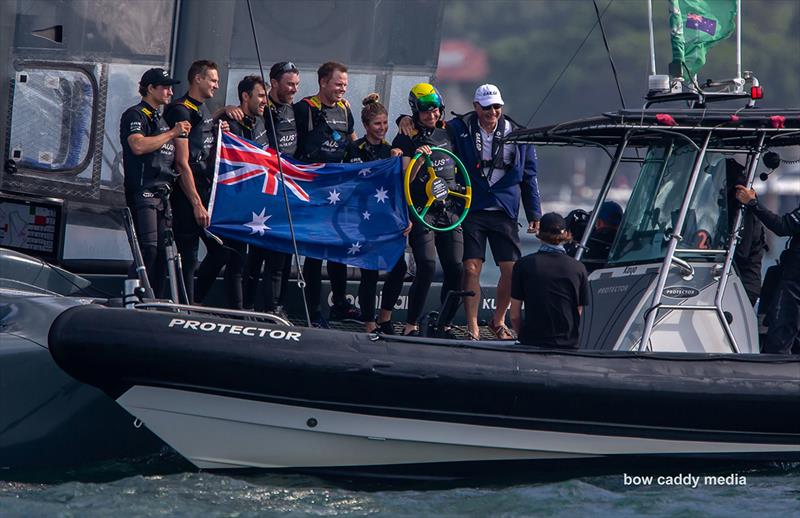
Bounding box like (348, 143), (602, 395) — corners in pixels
(450, 84), (541, 340)
(397, 83), (541, 340)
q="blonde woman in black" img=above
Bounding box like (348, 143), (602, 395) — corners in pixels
(344, 94), (408, 333)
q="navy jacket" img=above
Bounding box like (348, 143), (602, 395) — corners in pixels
(446, 113), (541, 222)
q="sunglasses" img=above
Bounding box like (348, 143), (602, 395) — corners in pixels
(417, 102), (441, 112)
(479, 103), (503, 111)
(271, 61), (298, 80)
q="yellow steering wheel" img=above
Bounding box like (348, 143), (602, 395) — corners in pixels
(403, 147), (472, 232)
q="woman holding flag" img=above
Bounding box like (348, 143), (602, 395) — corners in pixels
(344, 94), (408, 333)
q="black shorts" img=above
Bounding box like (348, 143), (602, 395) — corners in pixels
(462, 210), (521, 264)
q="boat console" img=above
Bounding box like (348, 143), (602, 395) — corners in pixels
(507, 107), (800, 353)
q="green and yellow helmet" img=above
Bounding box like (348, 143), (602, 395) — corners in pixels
(408, 83), (444, 114)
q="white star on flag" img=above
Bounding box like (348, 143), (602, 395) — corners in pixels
(358, 168), (372, 177)
(244, 208), (271, 235)
(327, 188), (341, 205)
(347, 241), (362, 255)
(362, 210), (371, 220)
(374, 186), (389, 203)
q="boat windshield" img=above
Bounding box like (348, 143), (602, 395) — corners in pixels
(608, 140), (730, 264)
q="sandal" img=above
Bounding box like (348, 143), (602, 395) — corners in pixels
(467, 330), (480, 341)
(488, 319), (515, 340)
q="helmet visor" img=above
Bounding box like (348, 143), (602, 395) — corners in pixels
(415, 92), (441, 111)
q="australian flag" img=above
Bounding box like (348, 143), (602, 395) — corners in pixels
(686, 12), (717, 35)
(208, 130), (408, 271)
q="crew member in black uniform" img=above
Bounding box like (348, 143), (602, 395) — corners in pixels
(120, 68), (189, 297)
(199, 74), (270, 310)
(510, 212), (590, 349)
(391, 83), (464, 337)
(242, 62), (301, 316)
(294, 61), (359, 326)
(165, 60), (230, 306)
(343, 93), (408, 333)
(735, 185), (800, 354)
(726, 159), (766, 306)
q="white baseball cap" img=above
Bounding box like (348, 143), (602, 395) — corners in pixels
(474, 84), (504, 106)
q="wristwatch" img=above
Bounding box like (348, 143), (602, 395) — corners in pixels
(746, 197), (758, 208)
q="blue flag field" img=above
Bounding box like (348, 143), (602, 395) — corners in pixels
(208, 131), (408, 271)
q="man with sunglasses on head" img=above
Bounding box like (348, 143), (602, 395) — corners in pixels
(241, 62), (300, 317)
(397, 84), (541, 340)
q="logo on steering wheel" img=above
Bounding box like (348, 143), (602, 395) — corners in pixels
(404, 147), (472, 232)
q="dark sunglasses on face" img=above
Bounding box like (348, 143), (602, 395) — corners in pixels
(418, 102), (441, 112)
(480, 104), (503, 111)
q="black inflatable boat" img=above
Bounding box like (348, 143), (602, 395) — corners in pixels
(49, 304), (800, 472)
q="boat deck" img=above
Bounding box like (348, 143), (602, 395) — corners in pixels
(291, 318), (507, 340)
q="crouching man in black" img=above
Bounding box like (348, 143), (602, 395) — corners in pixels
(510, 212), (590, 348)
(735, 185), (800, 354)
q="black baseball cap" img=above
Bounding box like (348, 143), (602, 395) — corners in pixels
(539, 212), (567, 235)
(140, 68), (180, 88)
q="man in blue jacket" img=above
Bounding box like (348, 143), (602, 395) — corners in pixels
(397, 84), (541, 340)
(449, 84), (541, 340)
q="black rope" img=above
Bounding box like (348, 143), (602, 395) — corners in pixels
(526, 0), (614, 127)
(593, 0), (626, 109)
(245, 0), (311, 326)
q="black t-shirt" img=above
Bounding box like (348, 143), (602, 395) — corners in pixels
(511, 250), (589, 349)
(265, 100), (298, 156)
(164, 94), (215, 188)
(221, 113), (268, 147)
(293, 96), (354, 163)
(344, 137), (392, 163)
(119, 100), (176, 194)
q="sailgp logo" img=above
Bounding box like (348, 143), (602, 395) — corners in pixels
(663, 286), (700, 299)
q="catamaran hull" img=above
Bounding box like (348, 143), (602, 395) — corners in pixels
(49, 305), (800, 472)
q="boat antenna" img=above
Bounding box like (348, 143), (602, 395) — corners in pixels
(592, 0), (626, 109)
(647, 0), (657, 76)
(526, 0), (614, 127)
(245, 0), (311, 327)
(736, 0), (742, 82)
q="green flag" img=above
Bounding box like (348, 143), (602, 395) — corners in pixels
(669, 0), (737, 78)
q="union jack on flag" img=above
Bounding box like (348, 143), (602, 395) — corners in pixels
(208, 130), (409, 271)
(216, 131), (322, 202)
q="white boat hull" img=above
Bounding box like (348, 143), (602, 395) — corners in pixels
(118, 386), (800, 470)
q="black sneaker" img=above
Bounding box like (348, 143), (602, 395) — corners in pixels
(376, 320), (395, 335)
(329, 300), (361, 321)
